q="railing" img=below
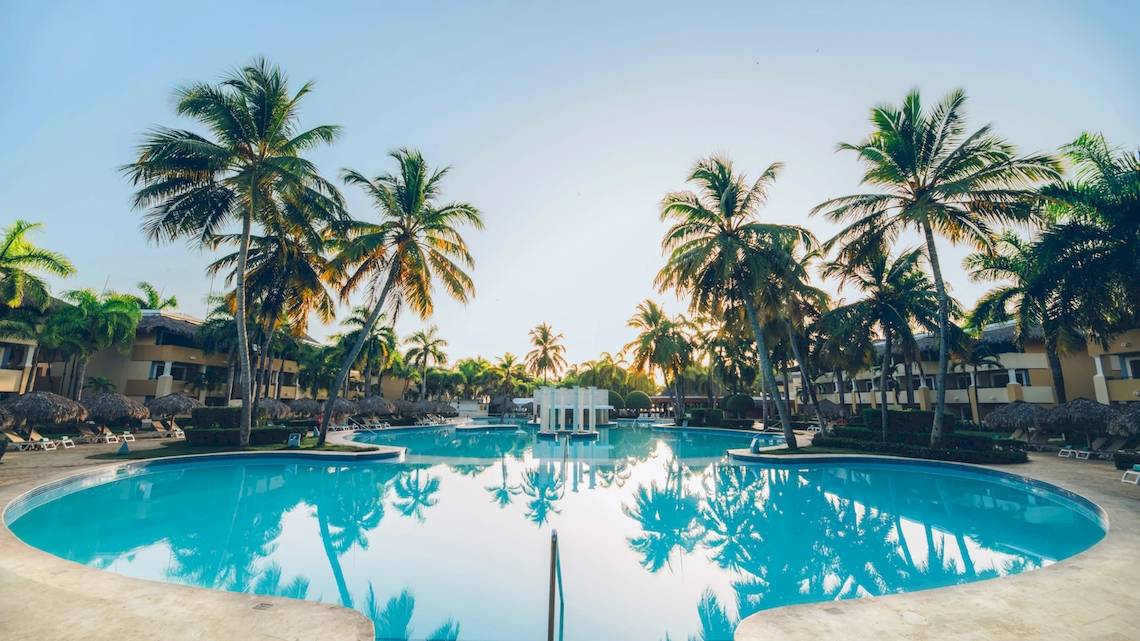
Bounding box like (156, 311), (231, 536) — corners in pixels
(547, 530), (565, 641)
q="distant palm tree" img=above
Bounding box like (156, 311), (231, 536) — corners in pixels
(405, 326), (448, 400)
(490, 352), (527, 399)
(318, 149), (482, 443)
(337, 306), (396, 398)
(83, 376), (116, 393)
(125, 58), (344, 445)
(0, 220), (75, 310)
(525, 322), (567, 383)
(132, 281), (177, 310)
(623, 300), (690, 423)
(56, 290), (141, 400)
(814, 89), (1059, 444)
(656, 157), (812, 445)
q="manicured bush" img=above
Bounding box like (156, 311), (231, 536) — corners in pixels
(812, 435), (1028, 464)
(184, 427), (298, 446)
(608, 390), (625, 410)
(705, 408), (724, 425)
(689, 408), (707, 425)
(1113, 451), (1140, 471)
(625, 391), (651, 411)
(832, 426), (874, 440)
(722, 394), (755, 417)
(719, 418), (755, 430)
(860, 409), (956, 440)
(191, 407), (242, 429)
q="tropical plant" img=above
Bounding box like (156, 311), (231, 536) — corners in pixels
(405, 326), (448, 400)
(656, 156), (813, 446)
(125, 57), (344, 445)
(525, 322), (567, 383)
(131, 281), (177, 310)
(813, 89), (1059, 444)
(338, 306), (397, 398)
(0, 220), (75, 310)
(318, 149), (482, 443)
(83, 376), (116, 394)
(623, 300), (691, 423)
(55, 290), (141, 400)
(489, 352), (528, 398)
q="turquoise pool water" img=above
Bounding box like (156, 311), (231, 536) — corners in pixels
(6, 426), (1105, 641)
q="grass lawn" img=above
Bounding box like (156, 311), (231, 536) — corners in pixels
(87, 435), (378, 461)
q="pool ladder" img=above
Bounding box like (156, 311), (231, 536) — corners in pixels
(547, 530), (565, 641)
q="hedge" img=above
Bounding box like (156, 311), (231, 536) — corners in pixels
(688, 407), (725, 427)
(860, 409), (956, 439)
(625, 391), (651, 411)
(1114, 451), (1140, 471)
(190, 407), (242, 429)
(184, 427), (299, 447)
(720, 418), (755, 430)
(832, 426), (874, 440)
(608, 390), (626, 410)
(811, 435), (1027, 464)
(722, 394), (755, 417)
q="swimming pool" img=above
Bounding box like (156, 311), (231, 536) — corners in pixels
(5, 426), (1106, 641)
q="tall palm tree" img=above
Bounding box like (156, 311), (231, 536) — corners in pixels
(490, 352), (527, 398)
(132, 281), (177, 310)
(525, 322), (567, 383)
(656, 156), (811, 446)
(813, 89), (1059, 444)
(822, 242), (941, 438)
(56, 290), (141, 400)
(623, 300), (690, 423)
(318, 149), (482, 443)
(0, 220), (75, 310)
(125, 58), (344, 445)
(339, 306), (397, 398)
(405, 326), (448, 400)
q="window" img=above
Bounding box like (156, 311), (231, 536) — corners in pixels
(1, 345), (26, 369)
(955, 373), (973, 389)
(1126, 356), (1140, 379)
(992, 370), (1031, 386)
(148, 361), (164, 379)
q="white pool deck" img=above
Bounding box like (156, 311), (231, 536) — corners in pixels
(0, 434), (1137, 641)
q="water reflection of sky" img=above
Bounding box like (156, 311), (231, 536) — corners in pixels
(10, 428), (1105, 641)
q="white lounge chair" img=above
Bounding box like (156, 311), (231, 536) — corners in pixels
(1058, 446), (1077, 458)
(58, 436), (76, 449)
(1122, 465), (1140, 485)
(120, 431), (136, 442)
(3, 430), (38, 451)
(28, 430), (58, 451)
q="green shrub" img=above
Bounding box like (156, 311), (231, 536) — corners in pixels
(860, 409), (956, 440)
(705, 408), (724, 425)
(722, 394), (754, 417)
(832, 426), (874, 440)
(689, 408), (707, 426)
(1114, 451), (1140, 471)
(184, 427), (298, 447)
(812, 435), (1028, 464)
(191, 407), (242, 429)
(625, 391), (651, 411)
(719, 418), (755, 430)
(608, 390), (625, 410)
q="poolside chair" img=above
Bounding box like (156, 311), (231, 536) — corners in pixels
(99, 426), (121, 443)
(119, 431), (136, 442)
(1122, 464), (1140, 485)
(58, 435), (76, 449)
(28, 430), (58, 451)
(151, 420), (174, 437)
(1096, 437), (1129, 460)
(3, 430), (38, 451)
(1074, 437), (1108, 460)
(1009, 428), (1026, 441)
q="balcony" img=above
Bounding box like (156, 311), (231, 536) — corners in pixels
(131, 344), (227, 367)
(0, 369), (25, 393)
(1106, 379), (1140, 402)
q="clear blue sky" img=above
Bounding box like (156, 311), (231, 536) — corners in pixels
(2, 1), (1137, 365)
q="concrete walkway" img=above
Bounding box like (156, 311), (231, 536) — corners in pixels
(0, 439), (375, 641)
(734, 454), (1140, 641)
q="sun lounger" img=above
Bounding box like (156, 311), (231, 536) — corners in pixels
(58, 435), (76, 449)
(98, 427), (121, 443)
(3, 430), (39, 451)
(120, 431), (136, 442)
(78, 426), (118, 444)
(28, 430), (59, 451)
(1095, 437), (1128, 460)
(1122, 464), (1140, 485)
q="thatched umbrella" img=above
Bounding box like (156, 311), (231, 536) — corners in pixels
(817, 399), (846, 420)
(288, 398), (322, 417)
(433, 401), (458, 417)
(983, 401), (1050, 433)
(1108, 402), (1140, 437)
(146, 393), (203, 418)
(357, 396), (396, 417)
(393, 399), (420, 417)
(83, 392), (149, 423)
(257, 398), (292, 420)
(1041, 398), (1119, 445)
(1, 391), (89, 426)
(328, 397), (357, 416)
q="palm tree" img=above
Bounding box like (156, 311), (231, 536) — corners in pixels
(490, 352), (527, 398)
(337, 306), (397, 398)
(405, 326), (448, 400)
(318, 149), (482, 443)
(656, 157), (812, 446)
(455, 357), (492, 399)
(0, 220), (75, 310)
(125, 58), (344, 445)
(813, 89), (1059, 444)
(952, 338), (1003, 414)
(525, 322), (567, 383)
(83, 376), (116, 394)
(56, 290), (141, 400)
(822, 244), (940, 438)
(964, 231), (1091, 404)
(623, 300), (690, 423)
(132, 281), (177, 310)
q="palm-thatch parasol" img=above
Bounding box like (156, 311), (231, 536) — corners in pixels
(288, 398), (322, 417)
(146, 393), (203, 418)
(983, 401), (1051, 433)
(817, 399), (846, 419)
(393, 399), (421, 417)
(1041, 398), (1119, 434)
(357, 396), (396, 417)
(82, 392), (150, 423)
(1107, 402), (1140, 437)
(257, 398), (292, 420)
(328, 397), (357, 416)
(1, 391), (89, 425)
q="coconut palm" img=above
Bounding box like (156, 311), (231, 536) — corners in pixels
(338, 307), (397, 398)
(525, 322), (567, 383)
(405, 326), (448, 400)
(0, 220), (75, 310)
(822, 244), (941, 438)
(55, 290), (141, 400)
(965, 231), (1093, 404)
(814, 89), (1060, 443)
(656, 157), (812, 445)
(132, 281), (177, 310)
(318, 149), (482, 443)
(489, 352), (527, 397)
(125, 58), (344, 445)
(455, 357), (492, 399)
(623, 300), (690, 423)
(83, 376), (116, 394)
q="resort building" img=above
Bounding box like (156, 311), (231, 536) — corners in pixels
(531, 386), (612, 430)
(0, 335), (37, 397)
(1089, 328), (1140, 404)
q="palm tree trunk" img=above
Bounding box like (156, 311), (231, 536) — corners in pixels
(1044, 328), (1068, 404)
(234, 195), (255, 447)
(903, 351), (916, 408)
(706, 363), (715, 408)
(787, 321), (827, 431)
(835, 369), (847, 414)
(921, 221), (950, 446)
(73, 356), (89, 401)
(420, 363), (428, 400)
(225, 353), (236, 403)
(745, 305), (796, 448)
(363, 350), (372, 399)
(318, 261), (400, 445)
(879, 329), (892, 441)
(316, 504), (353, 608)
